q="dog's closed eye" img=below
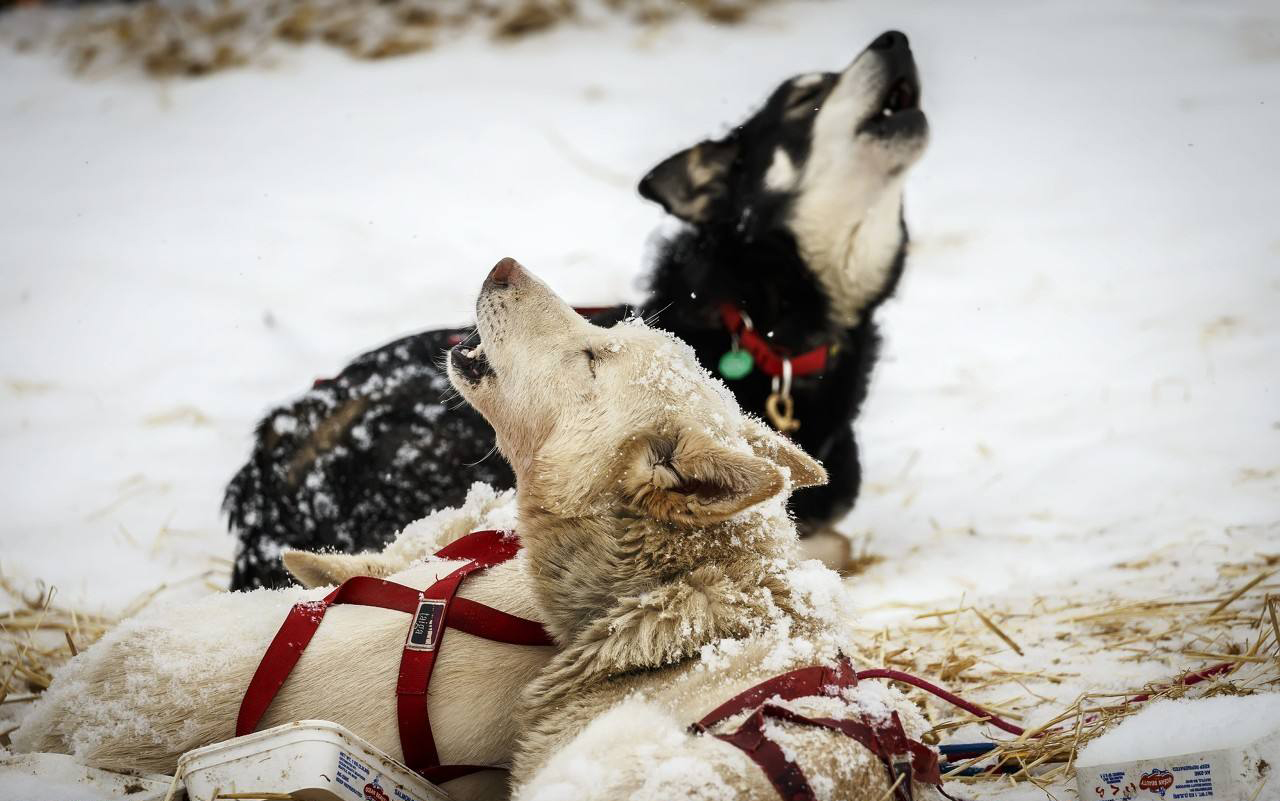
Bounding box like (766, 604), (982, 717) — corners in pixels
(786, 84), (826, 114)
(583, 347), (597, 377)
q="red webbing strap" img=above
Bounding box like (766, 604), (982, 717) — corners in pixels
(395, 529), (530, 775)
(237, 576), (424, 738)
(396, 529), (552, 777)
(572, 306), (617, 318)
(395, 562), (474, 776)
(431, 530), (553, 645)
(694, 659), (857, 732)
(715, 707), (816, 801)
(720, 303), (830, 379)
(691, 658), (939, 801)
(237, 598), (330, 738)
(853, 668), (1025, 736)
(448, 597), (555, 646)
(420, 764), (499, 784)
(433, 529), (521, 564)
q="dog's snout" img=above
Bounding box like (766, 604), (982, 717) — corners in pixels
(486, 256), (521, 288)
(869, 30), (909, 52)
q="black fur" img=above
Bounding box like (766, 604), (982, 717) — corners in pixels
(641, 221), (907, 530)
(226, 32), (923, 589)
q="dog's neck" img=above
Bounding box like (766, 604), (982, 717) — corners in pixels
(516, 496), (799, 680)
(644, 188), (907, 339)
(788, 185), (908, 329)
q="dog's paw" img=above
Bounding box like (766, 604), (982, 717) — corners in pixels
(797, 529), (880, 576)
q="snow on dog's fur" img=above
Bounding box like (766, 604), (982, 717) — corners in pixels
(445, 259), (940, 800)
(12, 491), (550, 801)
(283, 481), (518, 586)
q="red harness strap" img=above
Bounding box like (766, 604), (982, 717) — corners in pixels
(690, 657), (941, 801)
(720, 303), (831, 379)
(236, 530), (554, 784)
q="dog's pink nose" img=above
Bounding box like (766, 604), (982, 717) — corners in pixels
(488, 257), (521, 287)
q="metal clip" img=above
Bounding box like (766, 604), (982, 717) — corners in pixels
(765, 358), (800, 434)
(891, 758), (914, 801)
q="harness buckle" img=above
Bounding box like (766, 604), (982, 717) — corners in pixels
(891, 758), (915, 801)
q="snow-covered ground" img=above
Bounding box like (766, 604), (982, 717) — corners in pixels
(2, 1), (1278, 798)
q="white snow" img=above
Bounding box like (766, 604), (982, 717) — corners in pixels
(1, 1), (1278, 798)
(0, 753), (171, 801)
(1076, 693), (1280, 767)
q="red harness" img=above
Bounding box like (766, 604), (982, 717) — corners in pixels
(720, 303), (832, 379)
(236, 530), (555, 785)
(691, 657), (943, 801)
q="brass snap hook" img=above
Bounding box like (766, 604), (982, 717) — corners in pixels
(765, 359), (800, 434)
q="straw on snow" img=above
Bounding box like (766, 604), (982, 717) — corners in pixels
(0, 567), (226, 748)
(847, 563), (1280, 791)
(0, 0), (774, 79)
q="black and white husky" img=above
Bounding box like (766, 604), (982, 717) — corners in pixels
(225, 30), (928, 589)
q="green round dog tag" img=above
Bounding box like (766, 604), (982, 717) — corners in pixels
(718, 349), (754, 380)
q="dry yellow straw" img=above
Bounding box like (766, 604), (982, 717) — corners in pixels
(971, 607), (1024, 656)
(1208, 572), (1273, 618)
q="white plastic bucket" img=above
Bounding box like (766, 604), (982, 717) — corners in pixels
(177, 720), (451, 801)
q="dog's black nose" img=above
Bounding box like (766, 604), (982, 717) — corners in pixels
(870, 30), (909, 52)
(487, 257), (521, 287)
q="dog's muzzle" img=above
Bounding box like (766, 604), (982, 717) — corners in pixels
(856, 30), (925, 138)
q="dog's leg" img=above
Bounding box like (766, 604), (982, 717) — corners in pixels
(792, 430), (859, 531)
(797, 527), (855, 574)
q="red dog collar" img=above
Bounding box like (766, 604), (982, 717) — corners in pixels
(720, 303), (831, 380)
(237, 530), (554, 784)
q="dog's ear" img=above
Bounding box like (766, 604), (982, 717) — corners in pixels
(622, 428), (784, 524)
(638, 137), (739, 224)
(741, 417), (827, 490)
(282, 550), (398, 588)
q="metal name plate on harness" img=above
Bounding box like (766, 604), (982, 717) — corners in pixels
(406, 599), (447, 651)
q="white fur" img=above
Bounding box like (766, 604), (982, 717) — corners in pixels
(13, 491), (551, 801)
(518, 699), (740, 801)
(764, 147), (798, 191)
(787, 50), (927, 326)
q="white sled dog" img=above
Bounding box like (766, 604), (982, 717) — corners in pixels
(446, 258), (943, 801)
(13, 492), (552, 801)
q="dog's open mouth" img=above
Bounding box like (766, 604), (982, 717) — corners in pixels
(879, 76), (919, 118)
(858, 71), (925, 137)
(450, 341), (493, 383)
